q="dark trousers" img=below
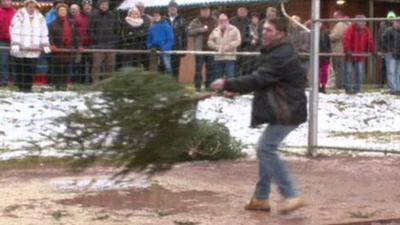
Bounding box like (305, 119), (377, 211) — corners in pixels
(121, 52), (150, 70)
(194, 55), (215, 90)
(50, 60), (69, 90)
(14, 57), (37, 92)
(171, 54), (182, 79)
(380, 58), (387, 88)
(72, 53), (92, 84)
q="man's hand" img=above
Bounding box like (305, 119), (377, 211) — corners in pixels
(11, 45), (20, 54)
(43, 46), (52, 54)
(345, 51), (352, 57)
(224, 91), (237, 99)
(210, 78), (225, 91)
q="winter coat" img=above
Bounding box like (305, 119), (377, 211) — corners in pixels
(320, 31), (331, 64)
(245, 23), (261, 51)
(49, 17), (79, 64)
(207, 24), (242, 61)
(230, 16), (250, 49)
(165, 15), (187, 52)
(329, 21), (348, 53)
(10, 7), (49, 58)
(121, 16), (149, 50)
(0, 6), (16, 42)
(289, 26), (303, 51)
(224, 41), (307, 127)
(146, 20), (175, 51)
(382, 26), (400, 60)
(89, 9), (121, 49)
(187, 16), (217, 51)
(343, 23), (375, 62)
(45, 8), (57, 26)
(74, 12), (92, 46)
(297, 30), (310, 53)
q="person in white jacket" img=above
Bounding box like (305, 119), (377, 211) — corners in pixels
(207, 13), (241, 84)
(10, 0), (51, 92)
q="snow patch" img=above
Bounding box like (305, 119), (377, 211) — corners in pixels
(1, 90), (399, 159)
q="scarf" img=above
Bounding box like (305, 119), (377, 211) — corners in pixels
(61, 17), (72, 47)
(125, 16), (144, 28)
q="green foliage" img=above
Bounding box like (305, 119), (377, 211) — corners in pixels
(51, 68), (244, 175)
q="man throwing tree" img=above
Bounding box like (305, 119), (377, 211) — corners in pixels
(211, 17), (307, 214)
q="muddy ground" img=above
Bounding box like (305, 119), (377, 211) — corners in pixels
(0, 156), (400, 225)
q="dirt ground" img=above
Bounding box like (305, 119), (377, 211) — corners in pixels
(1, 156), (400, 225)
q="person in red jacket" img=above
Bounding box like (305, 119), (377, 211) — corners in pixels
(343, 15), (376, 94)
(73, 0), (92, 83)
(0, 0), (16, 86)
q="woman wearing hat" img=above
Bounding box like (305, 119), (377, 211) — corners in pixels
(121, 6), (150, 68)
(48, 3), (78, 90)
(10, 0), (51, 92)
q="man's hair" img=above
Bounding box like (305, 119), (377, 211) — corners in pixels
(267, 17), (289, 33)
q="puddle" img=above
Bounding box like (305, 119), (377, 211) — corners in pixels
(57, 184), (224, 215)
(53, 178), (152, 192)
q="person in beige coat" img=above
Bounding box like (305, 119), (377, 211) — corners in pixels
(207, 13), (241, 83)
(329, 10), (348, 89)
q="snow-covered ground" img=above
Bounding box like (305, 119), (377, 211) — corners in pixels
(1, 90), (399, 160)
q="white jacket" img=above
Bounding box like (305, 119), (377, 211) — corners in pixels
(10, 7), (49, 58)
(208, 24), (241, 61)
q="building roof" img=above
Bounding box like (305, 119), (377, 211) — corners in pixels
(118, 0), (286, 10)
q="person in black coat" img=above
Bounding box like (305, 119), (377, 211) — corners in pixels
(121, 6), (150, 69)
(211, 17), (306, 214)
(164, 0), (187, 79)
(230, 7), (250, 76)
(89, 0), (120, 82)
(49, 3), (79, 90)
(319, 26), (332, 93)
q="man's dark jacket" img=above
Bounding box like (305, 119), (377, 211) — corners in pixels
(382, 26), (400, 60)
(224, 41), (308, 127)
(89, 9), (121, 49)
(165, 15), (187, 51)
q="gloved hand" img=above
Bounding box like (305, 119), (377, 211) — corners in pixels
(43, 46), (51, 54)
(345, 51), (352, 57)
(11, 45), (20, 54)
(50, 45), (58, 53)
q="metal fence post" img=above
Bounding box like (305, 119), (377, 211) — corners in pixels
(308, 0), (320, 156)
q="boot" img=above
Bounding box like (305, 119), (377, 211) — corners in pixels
(245, 198), (271, 211)
(278, 197), (306, 214)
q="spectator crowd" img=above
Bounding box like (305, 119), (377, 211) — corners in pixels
(0, 0), (399, 95)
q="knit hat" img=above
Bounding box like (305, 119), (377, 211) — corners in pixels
(200, 4), (209, 9)
(23, 0), (38, 6)
(56, 3), (68, 12)
(82, 0), (92, 6)
(387, 11), (396, 19)
(250, 12), (260, 19)
(168, 1), (178, 8)
(98, 0), (109, 6)
(128, 6), (140, 16)
(52, 0), (64, 7)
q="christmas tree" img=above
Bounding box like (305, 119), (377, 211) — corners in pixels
(51, 68), (244, 175)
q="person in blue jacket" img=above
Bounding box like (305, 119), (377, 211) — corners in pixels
(146, 9), (175, 75)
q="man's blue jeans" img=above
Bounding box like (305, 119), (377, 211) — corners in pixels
(194, 55), (215, 90)
(344, 60), (365, 94)
(0, 41), (11, 86)
(214, 60), (236, 81)
(254, 124), (298, 199)
(385, 53), (400, 92)
(160, 53), (172, 75)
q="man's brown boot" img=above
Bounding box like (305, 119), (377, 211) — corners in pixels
(244, 198), (271, 211)
(278, 197), (306, 214)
